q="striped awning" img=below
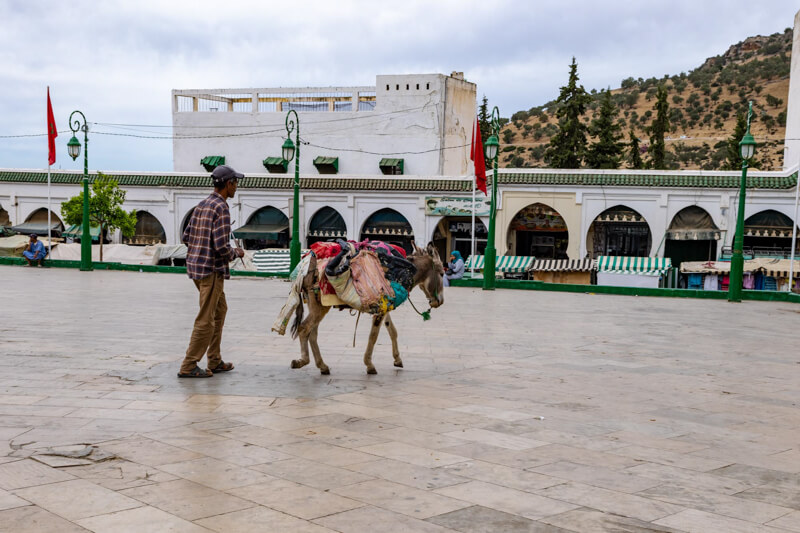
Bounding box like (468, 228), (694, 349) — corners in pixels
(464, 255), (534, 273)
(252, 248), (309, 273)
(528, 258), (595, 272)
(597, 256), (672, 276)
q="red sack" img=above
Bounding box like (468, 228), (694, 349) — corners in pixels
(311, 241), (341, 259)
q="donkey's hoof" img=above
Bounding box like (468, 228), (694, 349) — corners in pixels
(393, 361), (403, 368)
(320, 367), (330, 375)
(366, 366), (377, 375)
(290, 359), (306, 369)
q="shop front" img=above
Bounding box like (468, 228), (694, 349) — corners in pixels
(507, 203), (569, 259)
(587, 206), (651, 258)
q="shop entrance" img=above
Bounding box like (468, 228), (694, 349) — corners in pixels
(507, 203), (568, 259)
(586, 205), (651, 258)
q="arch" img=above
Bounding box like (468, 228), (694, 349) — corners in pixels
(505, 202), (569, 259)
(431, 216), (487, 262)
(307, 206), (347, 247)
(0, 204), (9, 228)
(742, 209), (799, 255)
(664, 205), (720, 268)
(180, 207), (195, 235)
(360, 208), (415, 254)
(585, 205), (651, 258)
(234, 206), (289, 250)
(24, 208), (63, 228)
(16, 207), (64, 235)
(123, 211), (167, 245)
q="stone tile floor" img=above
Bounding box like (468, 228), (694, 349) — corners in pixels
(1, 266), (799, 532)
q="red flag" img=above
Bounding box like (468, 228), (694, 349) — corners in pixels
(47, 87), (57, 166)
(470, 118), (487, 195)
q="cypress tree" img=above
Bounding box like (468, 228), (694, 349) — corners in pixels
(628, 129), (644, 169)
(586, 89), (624, 169)
(722, 112), (760, 170)
(648, 85), (670, 169)
(545, 57), (591, 168)
(477, 95), (492, 143)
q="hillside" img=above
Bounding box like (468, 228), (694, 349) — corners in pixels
(500, 28), (792, 171)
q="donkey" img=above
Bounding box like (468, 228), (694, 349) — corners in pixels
(289, 242), (444, 375)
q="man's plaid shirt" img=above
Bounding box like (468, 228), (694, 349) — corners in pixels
(182, 192), (237, 280)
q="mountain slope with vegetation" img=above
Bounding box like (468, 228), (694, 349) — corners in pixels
(498, 28), (792, 171)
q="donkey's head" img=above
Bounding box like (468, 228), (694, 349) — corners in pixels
(409, 241), (445, 308)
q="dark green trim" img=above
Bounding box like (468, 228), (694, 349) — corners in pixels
(450, 277), (800, 303)
(0, 257), (289, 278)
(3, 169), (795, 191)
(379, 158), (404, 175)
(499, 171), (798, 189)
(0, 170), (469, 192)
(262, 157), (288, 173)
(200, 156), (225, 172)
(313, 156), (339, 174)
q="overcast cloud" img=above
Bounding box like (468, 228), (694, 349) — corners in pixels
(1, 0), (797, 172)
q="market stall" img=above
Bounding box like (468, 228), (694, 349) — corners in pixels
(528, 258), (595, 284)
(596, 256), (672, 288)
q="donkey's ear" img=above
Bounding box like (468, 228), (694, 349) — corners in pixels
(426, 242), (439, 259)
(411, 241), (422, 255)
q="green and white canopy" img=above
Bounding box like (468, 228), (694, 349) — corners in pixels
(596, 256), (672, 276)
(465, 255), (535, 273)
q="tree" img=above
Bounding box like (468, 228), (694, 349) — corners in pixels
(586, 90), (624, 169)
(722, 112), (761, 170)
(544, 57), (591, 168)
(61, 172), (137, 262)
(648, 85), (670, 169)
(627, 129), (644, 169)
(477, 95), (492, 143)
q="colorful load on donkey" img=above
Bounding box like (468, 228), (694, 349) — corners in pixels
(272, 239), (417, 335)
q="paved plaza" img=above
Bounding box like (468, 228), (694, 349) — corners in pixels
(0, 266), (799, 532)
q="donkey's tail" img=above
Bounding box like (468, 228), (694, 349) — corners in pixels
(290, 298), (304, 339)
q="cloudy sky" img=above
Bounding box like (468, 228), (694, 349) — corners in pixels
(1, 0), (797, 173)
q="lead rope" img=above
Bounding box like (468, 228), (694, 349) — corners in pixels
(407, 296), (432, 321)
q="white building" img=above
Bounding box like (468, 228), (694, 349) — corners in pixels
(2, 167), (798, 267)
(171, 72), (476, 177)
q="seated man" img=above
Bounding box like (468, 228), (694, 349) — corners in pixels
(444, 250), (465, 287)
(23, 234), (47, 267)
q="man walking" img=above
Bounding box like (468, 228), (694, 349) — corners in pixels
(178, 165), (245, 378)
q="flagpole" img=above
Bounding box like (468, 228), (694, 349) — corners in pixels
(46, 86), (52, 258)
(471, 177), (476, 276)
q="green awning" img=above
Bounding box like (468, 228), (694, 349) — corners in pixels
(9, 221), (62, 237)
(597, 256), (672, 275)
(263, 157), (288, 174)
(313, 156), (339, 174)
(379, 158), (404, 175)
(232, 223), (289, 240)
(63, 224), (101, 243)
(464, 255), (535, 273)
(200, 156), (225, 172)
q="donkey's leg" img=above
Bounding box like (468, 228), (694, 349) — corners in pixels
(363, 314), (385, 375)
(291, 312), (312, 369)
(384, 313), (402, 368)
(309, 306), (330, 375)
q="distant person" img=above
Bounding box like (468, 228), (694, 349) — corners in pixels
(444, 250), (465, 287)
(177, 165), (245, 378)
(23, 234), (47, 267)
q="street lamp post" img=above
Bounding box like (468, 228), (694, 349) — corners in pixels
(283, 109), (301, 272)
(729, 101), (757, 302)
(483, 107), (501, 291)
(67, 110), (92, 272)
